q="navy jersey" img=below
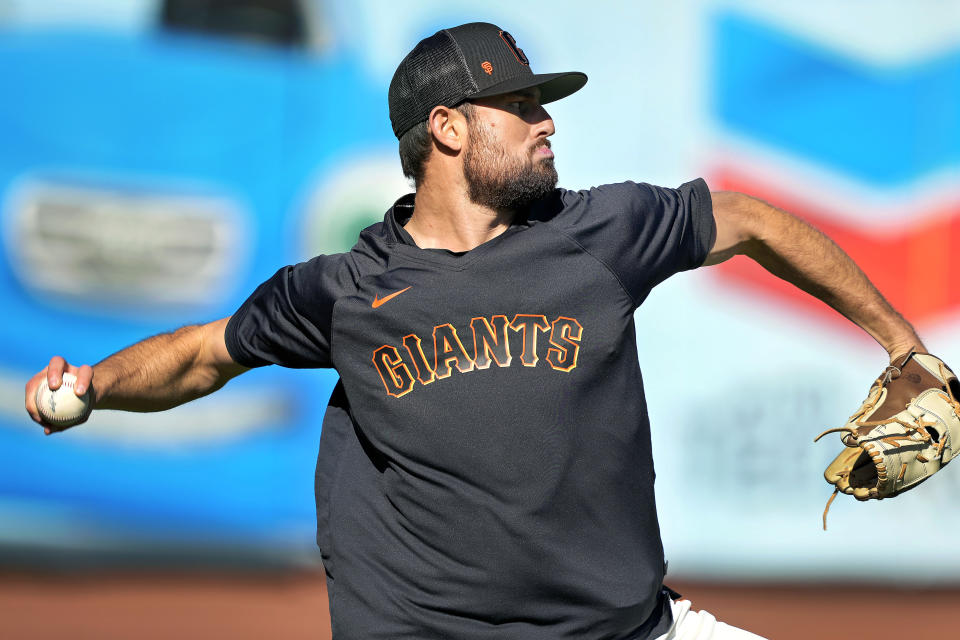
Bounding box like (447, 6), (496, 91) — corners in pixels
(226, 179), (715, 639)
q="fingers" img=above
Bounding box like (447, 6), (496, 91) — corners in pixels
(52, 358), (93, 396)
(27, 357), (95, 435)
(74, 364), (93, 396)
(46, 355), (67, 390)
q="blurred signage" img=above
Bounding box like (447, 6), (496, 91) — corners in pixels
(710, 13), (960, 328)
(300, 156), (409, 257)
(5, 180), (243, 308)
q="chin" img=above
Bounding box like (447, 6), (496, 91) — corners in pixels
(533, 158), (555, 172)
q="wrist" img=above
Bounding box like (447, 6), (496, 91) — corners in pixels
(886, 340), (926, 364)
(89, 364), (114, 408)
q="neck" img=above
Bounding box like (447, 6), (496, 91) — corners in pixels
(404, 181), (514, 253)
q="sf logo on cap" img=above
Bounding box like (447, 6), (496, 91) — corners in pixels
(481, 61), (493, 75)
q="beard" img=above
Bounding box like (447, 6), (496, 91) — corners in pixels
(462, 121), (558, 212)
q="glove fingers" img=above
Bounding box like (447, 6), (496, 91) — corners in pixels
(824, 448), (877, 495)
(824, 448), (859, 486)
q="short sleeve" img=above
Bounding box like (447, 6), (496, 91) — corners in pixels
(556, 178), (714, 306)
(225, 254), (357, 369)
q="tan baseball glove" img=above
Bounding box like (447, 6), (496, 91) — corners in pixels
(815, 350), (960, 529)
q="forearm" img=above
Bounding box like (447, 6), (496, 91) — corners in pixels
(711, 193), (924, 360)
(93, 321), (243, 412)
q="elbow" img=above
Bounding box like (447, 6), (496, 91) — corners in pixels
(714, 191), (766, 230)
(713, 191), (809, 265)
(708, 191), (766, 262)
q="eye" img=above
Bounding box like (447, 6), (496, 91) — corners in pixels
(507, 100), (534, 116)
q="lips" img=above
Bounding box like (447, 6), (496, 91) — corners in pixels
(534, 142), (554, 159)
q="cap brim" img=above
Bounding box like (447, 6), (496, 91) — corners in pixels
(467, 71), (588, 105)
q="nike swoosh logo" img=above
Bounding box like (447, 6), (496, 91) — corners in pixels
(372, 286), (412, 308)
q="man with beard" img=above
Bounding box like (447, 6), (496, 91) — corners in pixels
(26, 22), (925, 640)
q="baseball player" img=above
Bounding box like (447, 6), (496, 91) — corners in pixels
(25, 22), (943, 640)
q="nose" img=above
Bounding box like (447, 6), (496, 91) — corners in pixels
(532, 105), (555, 139)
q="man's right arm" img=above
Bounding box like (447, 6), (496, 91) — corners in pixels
(25, 317), (249, 434)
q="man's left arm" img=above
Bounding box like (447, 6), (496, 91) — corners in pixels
(704, 191), (924, 362)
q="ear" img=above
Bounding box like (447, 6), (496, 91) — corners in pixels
(428, 105), (467, 153)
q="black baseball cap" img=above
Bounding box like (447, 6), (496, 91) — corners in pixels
(388, 22), (587, 139)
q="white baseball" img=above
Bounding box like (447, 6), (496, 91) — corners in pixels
(35, 372), (92, 427)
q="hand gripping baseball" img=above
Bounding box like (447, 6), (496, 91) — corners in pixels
(814, 350), (960, 529)
(25, 356), (95, 434)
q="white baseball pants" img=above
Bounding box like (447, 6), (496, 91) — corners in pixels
(653, 599), (769, 640)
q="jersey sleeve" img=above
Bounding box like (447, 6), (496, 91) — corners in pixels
(225, 254), (357, 369)
(556, 178), (714, 306)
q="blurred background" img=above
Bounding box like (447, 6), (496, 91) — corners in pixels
(1, 0), (959, 638)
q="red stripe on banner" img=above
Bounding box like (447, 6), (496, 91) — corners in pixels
(710, 168), (960, 328)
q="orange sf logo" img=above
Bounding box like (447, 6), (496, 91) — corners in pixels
(481, 61), (493, 75)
